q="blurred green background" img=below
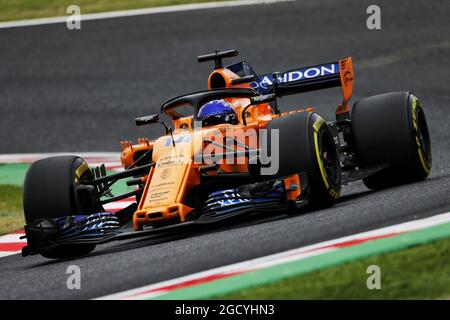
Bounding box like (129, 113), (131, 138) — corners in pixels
(0, 0), (223, 21)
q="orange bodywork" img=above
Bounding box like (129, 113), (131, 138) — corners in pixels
(120, 57), (354, 230)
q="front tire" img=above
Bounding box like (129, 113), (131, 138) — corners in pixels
(23, 156), (99, 258)
(263, 111), (342, 208)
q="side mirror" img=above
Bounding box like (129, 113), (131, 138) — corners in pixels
(135, 114), (174, 145)
(135, 114), (159, 126)
(231, 75), (255, 85)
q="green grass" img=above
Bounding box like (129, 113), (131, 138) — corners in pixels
(0, 164), (28, 187)
(220, 237), (450, 299)
(0, 0), (224, 22)
(0, 185), (24, 235)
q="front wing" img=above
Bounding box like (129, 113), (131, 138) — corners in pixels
(21, 180), (306, 257)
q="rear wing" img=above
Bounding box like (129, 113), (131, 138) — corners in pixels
(251, 57), (354, 116)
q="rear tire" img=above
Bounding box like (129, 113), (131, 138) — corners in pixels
(263, 112), (341, 207)
(351, 92), (431, 190)
(23, 156), (98, 258)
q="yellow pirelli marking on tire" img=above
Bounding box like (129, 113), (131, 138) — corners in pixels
(75, 161), (89, 180)
(418, 147), (430, 174)
(313, 117), (330, 190)
(314, 132), (329, 189)
(412, 98), (418, 129)
(411, 97), (430, 174)
(313, 117), (325, 132)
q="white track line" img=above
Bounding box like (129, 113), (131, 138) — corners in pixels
(98, 212), (450, 299)
(0, 152), (123, 171)
(0, 233), (26, 243)
(103, 199), (136, 212)
(0, 252), (20, 258)
(0, 152), (120, 164)
(0, 233), (27, 258)
(0, 0), (293, 29)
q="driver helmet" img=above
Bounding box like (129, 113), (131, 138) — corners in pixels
(198, 99), (238, 127)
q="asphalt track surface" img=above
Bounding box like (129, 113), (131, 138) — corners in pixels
(0, 0), (450, 299)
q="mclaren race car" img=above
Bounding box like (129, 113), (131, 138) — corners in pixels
(21, 49), (432, 259)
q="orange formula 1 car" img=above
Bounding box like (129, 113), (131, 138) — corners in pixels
(21, 50), (432, 259)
